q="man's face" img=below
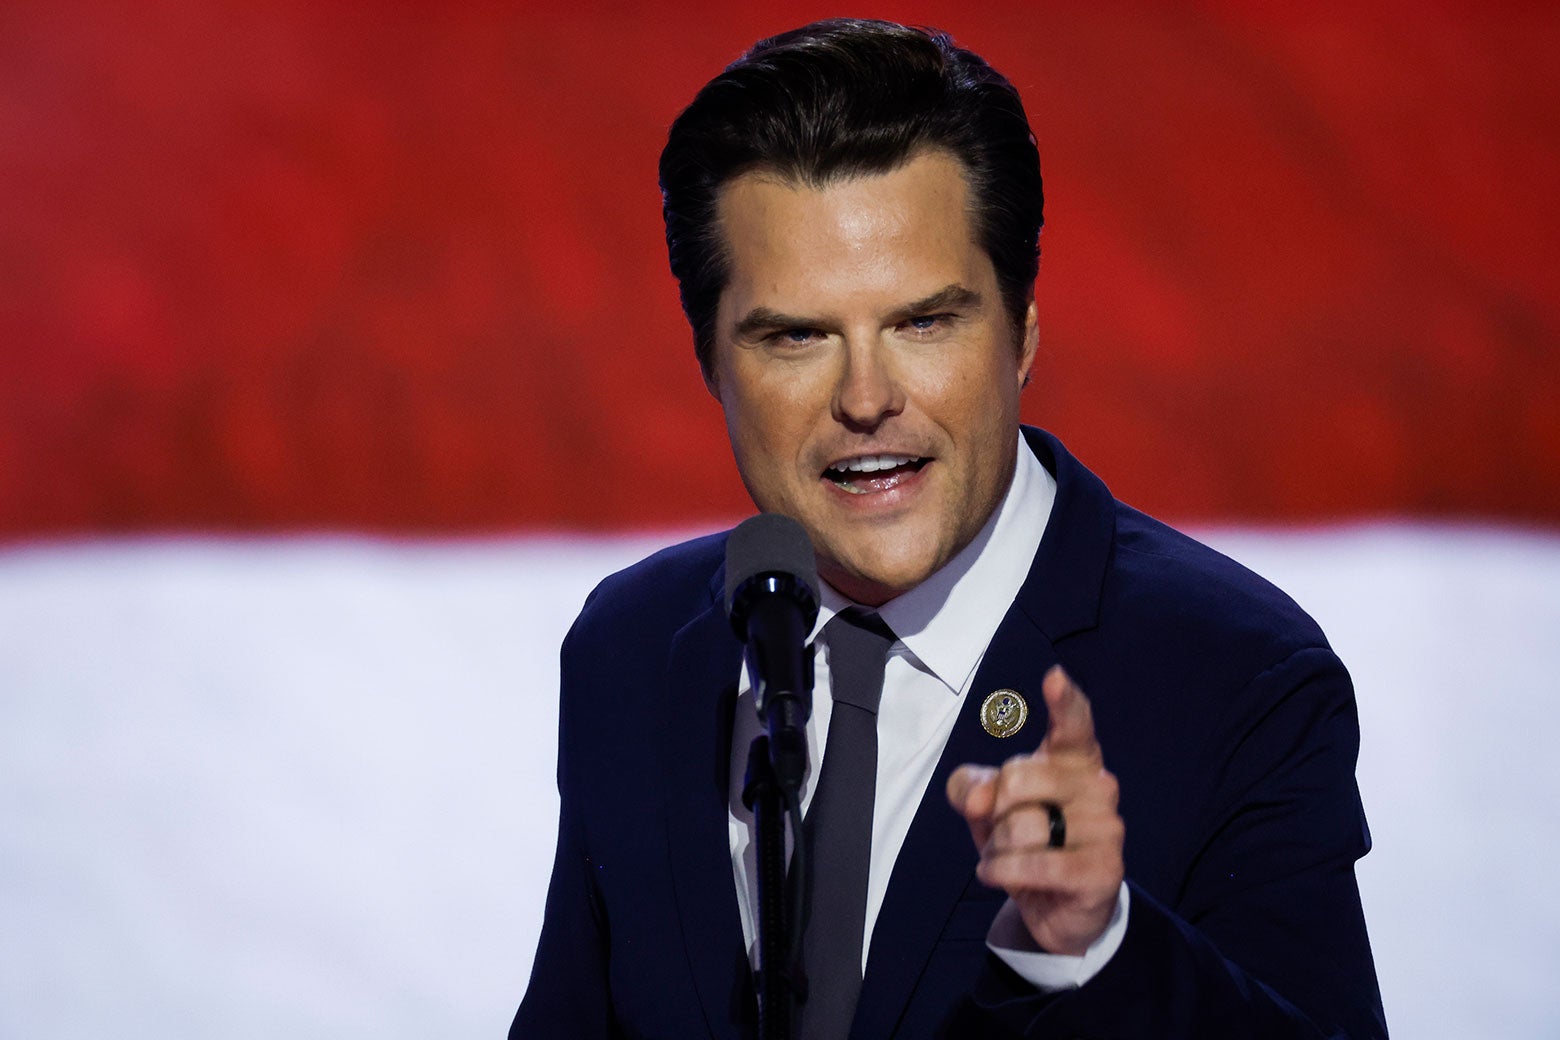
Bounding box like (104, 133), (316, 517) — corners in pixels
(708, 150), (1038, 606)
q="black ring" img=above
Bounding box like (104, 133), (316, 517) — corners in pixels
(1044, 802), (1066, 849)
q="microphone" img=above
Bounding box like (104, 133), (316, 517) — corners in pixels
(725, 513), (819, 793)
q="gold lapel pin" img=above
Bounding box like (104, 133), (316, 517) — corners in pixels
(978, 688), (1028, 738)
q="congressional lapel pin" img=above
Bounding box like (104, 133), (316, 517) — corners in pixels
(978, 688), (1028, 738)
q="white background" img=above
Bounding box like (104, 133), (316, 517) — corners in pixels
(3, 524), (1557, 1038)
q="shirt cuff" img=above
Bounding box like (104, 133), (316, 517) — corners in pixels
(984, 881), (1130, 991)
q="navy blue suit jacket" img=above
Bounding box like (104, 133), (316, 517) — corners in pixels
(512, 429), (1387, 1038)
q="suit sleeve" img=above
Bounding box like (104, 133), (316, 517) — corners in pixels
(962, 647), (1388, 1039)
(509, 614), (624, 1040)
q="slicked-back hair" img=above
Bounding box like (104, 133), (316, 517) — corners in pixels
(659, 18), (1044, 377)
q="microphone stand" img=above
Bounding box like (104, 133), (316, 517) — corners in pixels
(740, 634), (812, 1040)
(742, 735), (804, 1040)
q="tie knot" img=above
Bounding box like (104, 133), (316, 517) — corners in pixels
(835, 607), (895, 642)
(826, 609), (896, 714)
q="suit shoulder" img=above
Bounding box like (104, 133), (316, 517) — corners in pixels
(1107, 503), (1330, 658)
(566, 529), (728, 651)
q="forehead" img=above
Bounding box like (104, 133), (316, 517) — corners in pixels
(713, 151), (989, 317)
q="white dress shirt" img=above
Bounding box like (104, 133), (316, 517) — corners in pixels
(727, 434), (1130, 992)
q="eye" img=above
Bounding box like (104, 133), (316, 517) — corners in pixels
(899, 313), (952, 335)
(769, 327), (825, 346)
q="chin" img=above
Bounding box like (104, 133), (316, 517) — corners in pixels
(822, 551), (937, 606)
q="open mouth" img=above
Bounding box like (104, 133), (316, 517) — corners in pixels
(822, 454), (929, 495)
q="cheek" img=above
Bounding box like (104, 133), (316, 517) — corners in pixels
(914, 357), (992, 432)
(932, 355), (1023, 481)
(723, 362), (825, 440)
(720, 382), (808, 485)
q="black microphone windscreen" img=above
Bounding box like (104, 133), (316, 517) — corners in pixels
(724, 513), (819, 617)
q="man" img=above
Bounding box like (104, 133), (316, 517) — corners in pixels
(513, 19), (1385, 1039)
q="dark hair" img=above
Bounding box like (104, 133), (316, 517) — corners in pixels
(659, 18), (1044, 375)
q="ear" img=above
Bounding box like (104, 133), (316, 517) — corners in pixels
(1017, 296), (1039, 388)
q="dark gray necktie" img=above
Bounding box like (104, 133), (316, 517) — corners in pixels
(800, 608), (895, 1040)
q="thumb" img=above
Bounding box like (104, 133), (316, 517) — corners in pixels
(947, 764), (998, 848)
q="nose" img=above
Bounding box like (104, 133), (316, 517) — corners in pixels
(832, 335), (904, 430)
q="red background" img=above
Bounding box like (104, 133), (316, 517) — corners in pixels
(3, 1), (1557, 538)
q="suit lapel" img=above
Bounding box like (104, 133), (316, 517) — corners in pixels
(661, 590), (753, 1039)
(852, 607), (1061, 1038)
(851, 428), (1117, 1037)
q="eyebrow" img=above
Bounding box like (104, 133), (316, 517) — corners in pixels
(729, 283), (986, 341)
(896, 284), (984, 319)
(731, 306), (813, 342)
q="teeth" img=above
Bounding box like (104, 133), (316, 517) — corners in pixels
(832, 454), (919, 474)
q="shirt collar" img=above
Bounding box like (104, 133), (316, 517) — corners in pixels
(818, 433), (1056, 695)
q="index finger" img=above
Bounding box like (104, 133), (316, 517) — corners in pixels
(1039, 664), (1100, 756)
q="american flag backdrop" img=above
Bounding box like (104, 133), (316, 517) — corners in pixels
(2, 2), (1557, 1036)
